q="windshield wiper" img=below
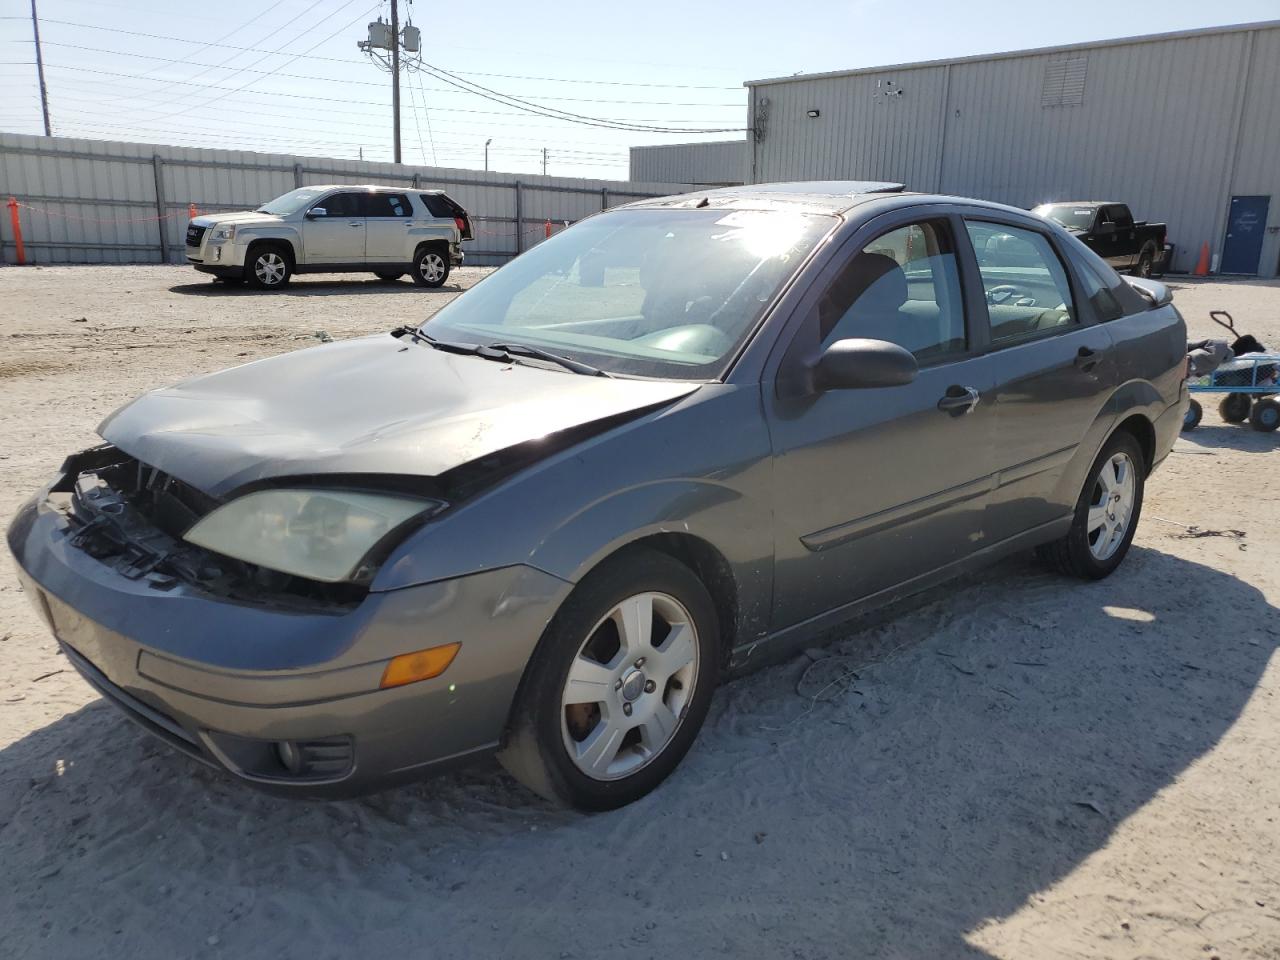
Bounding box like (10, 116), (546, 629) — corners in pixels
(486, 342), (611, 378)
(410, 332), (610, 377)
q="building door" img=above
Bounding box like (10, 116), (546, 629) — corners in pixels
(1221, 196), (1270, 275)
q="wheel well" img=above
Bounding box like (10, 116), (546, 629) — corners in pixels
(614, 533), (739, 667)
(415, 239), (449, 259)
(1114, 414), (1156, 474)
(246, 238), (294, 266)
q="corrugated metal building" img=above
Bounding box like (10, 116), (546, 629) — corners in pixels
(745, 20), (1280, 276)
(629, 140), (746, 186)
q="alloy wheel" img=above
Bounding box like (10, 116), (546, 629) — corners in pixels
(560, 592), (699, 781)
(254, 252), (287, 286)
(419, 252), (446, 283)
(1087, 451), (1136, 560)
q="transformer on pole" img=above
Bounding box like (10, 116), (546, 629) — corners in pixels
(357, 1), (421, 164)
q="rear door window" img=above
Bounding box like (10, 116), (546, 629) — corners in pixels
(965, 221), (1076, 345)
(365, 193), (412, 218)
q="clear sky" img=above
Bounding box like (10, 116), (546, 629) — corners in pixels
(1, 0), (1276, 180)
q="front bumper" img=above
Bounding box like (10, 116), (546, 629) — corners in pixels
(8, 489), (569, 797)
(187, 236), (247, 277)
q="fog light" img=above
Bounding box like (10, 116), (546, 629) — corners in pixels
(380, 642), (462, 689)
(276, 740), (303, 773)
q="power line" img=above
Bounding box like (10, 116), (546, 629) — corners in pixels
(404, 64), (435, 165)
(140, 0), (379, 123)
(3, 16), (743, 89)
(411, 59), (749, 134)
(23, 40), (745, 107)
(35, 63), (739, 125)
(33, 76), (646, 149)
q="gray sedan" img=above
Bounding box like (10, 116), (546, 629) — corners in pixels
(8, 182), (1188, 809)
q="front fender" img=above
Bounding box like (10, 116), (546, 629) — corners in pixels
(372, 385), (775, 643)
(239, 226), (302, 260)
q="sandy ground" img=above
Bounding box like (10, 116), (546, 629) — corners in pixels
(0, 264), (1278, 959)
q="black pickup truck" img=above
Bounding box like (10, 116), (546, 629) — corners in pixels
(1032, 202), (1167, 277)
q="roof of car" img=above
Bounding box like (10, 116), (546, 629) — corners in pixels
(623, 180), (908, 215)
(306, 184), (445, 194)
(1037, 201), (1118, 207)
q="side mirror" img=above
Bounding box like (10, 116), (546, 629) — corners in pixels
(306, 207), (327, 219)
(1096, 221), (1116, 236)
(813, 338), (919, 391)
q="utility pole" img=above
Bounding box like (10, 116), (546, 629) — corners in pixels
(484, 138), (492, 172)
(542, 147), (547, 176)
(390, 0), (401, 163)
(30, 0), (51, 136)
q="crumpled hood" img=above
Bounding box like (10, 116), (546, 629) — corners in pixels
(192, 211), (283, 228)
(100, 334), (698, 497)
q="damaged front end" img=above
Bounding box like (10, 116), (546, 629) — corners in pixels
(50, 445), (366, 612)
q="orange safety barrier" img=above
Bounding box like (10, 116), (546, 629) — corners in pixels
(7, 196), (24, 265)
(544, 218), (551, 240)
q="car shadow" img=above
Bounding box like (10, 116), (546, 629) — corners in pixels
(1, 547), (1274, 958)
(1178, 421), (1278, 452)
(167, 278), (464, 297)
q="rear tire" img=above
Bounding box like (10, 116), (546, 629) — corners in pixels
(411, 246), (450, 288)
(498, 547), (720, 810)
(1219, 393), (1251, 423)
(1037, 431), (1145, 580)
(1182, 399), (1202, 432)
(1249, 398), (1280, 432)
(1131, 244), (1156, 278)
(245, 244), (292, 290)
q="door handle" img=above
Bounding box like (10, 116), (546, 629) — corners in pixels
(1074, 347), (1105, 372)
(348, 221), (362, 227)
(937, 385), (981, 414)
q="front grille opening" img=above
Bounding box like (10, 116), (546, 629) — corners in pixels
(58, 447), (365, 612)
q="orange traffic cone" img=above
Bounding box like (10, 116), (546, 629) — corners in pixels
(1193, 241), (1210, 276)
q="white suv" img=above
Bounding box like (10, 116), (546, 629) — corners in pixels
(186, 184), (472, 290)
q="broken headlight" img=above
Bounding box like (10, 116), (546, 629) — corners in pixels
(183, 489), (442, 583)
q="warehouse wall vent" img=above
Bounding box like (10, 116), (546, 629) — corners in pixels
(1041, 55), (1088, 107)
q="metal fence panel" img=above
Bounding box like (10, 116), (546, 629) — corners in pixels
(0, 132), (697, 267)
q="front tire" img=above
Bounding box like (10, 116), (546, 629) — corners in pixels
(498, 548), (721, 810)
(411, 246), (450, 288)
(1037, 431), (1145, 579)
(245, 244), (292, 290)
